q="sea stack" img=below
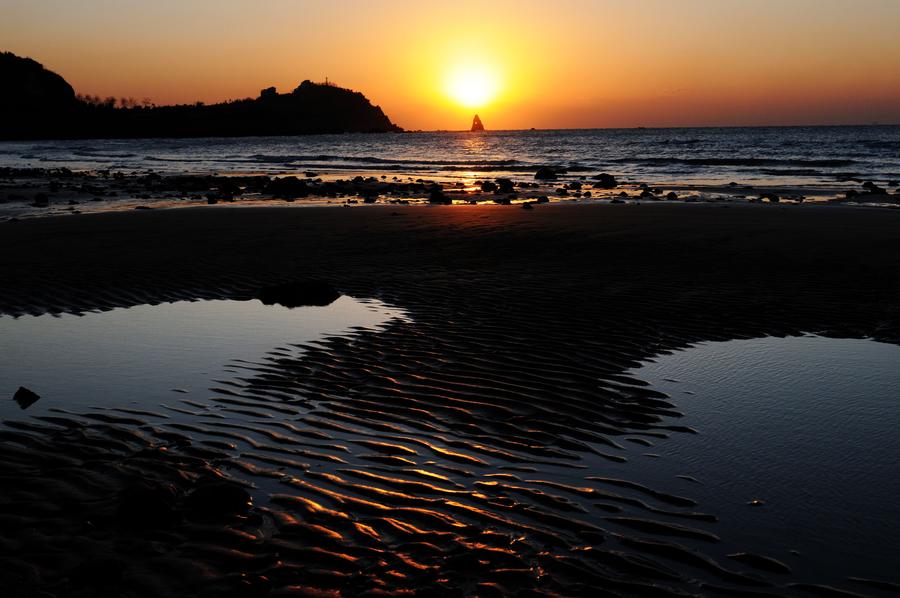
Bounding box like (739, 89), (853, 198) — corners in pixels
(471, 114), (485, 132)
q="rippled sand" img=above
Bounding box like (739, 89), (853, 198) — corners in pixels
(2, 203), (900, 596)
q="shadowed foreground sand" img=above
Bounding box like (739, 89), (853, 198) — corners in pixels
(1, 203), (899, 597)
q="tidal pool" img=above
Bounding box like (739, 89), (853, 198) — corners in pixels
(0, 296), (406, 421)
(620, 335), (900, 585)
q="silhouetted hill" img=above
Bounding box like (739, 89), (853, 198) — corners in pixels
(0, 52), (402, 139)
(0, 52), (80, 136)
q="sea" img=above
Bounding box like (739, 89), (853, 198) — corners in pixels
(2, 125), (899, 194)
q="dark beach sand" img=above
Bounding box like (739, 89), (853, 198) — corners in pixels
(2, 203), (900, 597)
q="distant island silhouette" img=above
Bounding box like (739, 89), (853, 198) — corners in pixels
(0, 52), (402, 140)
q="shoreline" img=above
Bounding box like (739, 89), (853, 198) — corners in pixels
(2, 203), (900, 595)
(2, 165), (898, 221)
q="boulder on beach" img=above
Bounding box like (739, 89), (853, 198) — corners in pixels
(862, 181), (886, 195)
(267, 176), (310, 199)
(257, 280), (341, 308)
(428, 185), (452, 204)
(480, 181), (498, 193)
(496, 178), (515, 193)
(13, 386), (40, 409)
(592, 173), (618, 189)
(534, 167), (559, 180)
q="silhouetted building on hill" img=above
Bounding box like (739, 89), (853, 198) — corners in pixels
(0, 52), (402, 139)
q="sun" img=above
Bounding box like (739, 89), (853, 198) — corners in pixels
(445, 64), (499, 109)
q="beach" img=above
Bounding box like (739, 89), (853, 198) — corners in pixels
(2, 202), (900, 596)
(3, 128), (900, 221)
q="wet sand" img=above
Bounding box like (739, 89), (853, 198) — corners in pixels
(2, 203), (900, 596)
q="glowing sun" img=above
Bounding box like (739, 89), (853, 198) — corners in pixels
(445, 65), (499, 108)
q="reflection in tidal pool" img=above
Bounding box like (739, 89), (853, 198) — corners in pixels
(0, 297), (406, 420)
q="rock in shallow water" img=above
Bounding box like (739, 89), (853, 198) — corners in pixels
(257, 280), (341, 308)
(13, 386), (40, 409)
(592, 173), (618, 188)
(534, 166), (559, 180)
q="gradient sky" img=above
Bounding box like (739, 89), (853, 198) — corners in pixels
(3, 0), (900, 129)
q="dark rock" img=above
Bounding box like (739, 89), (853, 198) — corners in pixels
(185, 481), (251, 521)
(304, 171), (317, 178)
(480, 181), (498, 193)
(556, 187), (568, 196)
(32, 192), (49, 207)
(862, 181), (886, 195)
(521, 202), (533, 210)
(428, 185), (451, 204)
(567, 181), (582, 190)
(665, 192), (678, 201)
(133, 205), (152, 210)
(13, 386), (40, 409)
(117, 481), (180, 528)
(535, 196), (550, 204)
(639, 190), (655, 199)
(494, 196), (512, 205)
(534, 167), (559, 180)
(268, 176), (309, 199)
(207, 197), (218, 204)
(257, 280), (341, 308)
(592, 173), (618, 188)
(495, 178), (515, 193)
(845, 189), (858, 198)
(760, 193), (780, 203)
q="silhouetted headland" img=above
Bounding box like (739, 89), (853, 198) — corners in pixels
(0, 52), (402, 140)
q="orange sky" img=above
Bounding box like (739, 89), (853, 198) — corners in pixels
(3, 0), (900, 129)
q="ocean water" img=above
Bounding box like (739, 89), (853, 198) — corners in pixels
(2, 126), (899, 190)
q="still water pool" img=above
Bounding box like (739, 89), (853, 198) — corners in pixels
(0, 297), (406, 421)
(621, 335), (900, 585)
